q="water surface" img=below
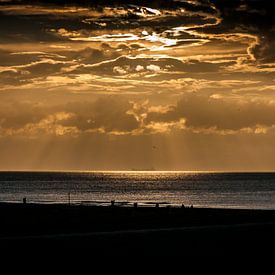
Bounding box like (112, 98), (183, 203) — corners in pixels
(0, 171), (274, 209)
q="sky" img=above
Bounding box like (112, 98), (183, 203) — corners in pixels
(0, 0), (275, 171)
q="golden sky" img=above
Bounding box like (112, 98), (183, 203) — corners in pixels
(0, 0), (275, 171)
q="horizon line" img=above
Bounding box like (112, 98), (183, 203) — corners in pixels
(1, 169), (275, 173)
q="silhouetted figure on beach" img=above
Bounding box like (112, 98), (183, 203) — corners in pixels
(134, 202), (138, 208)
(181, 204), (185, 208)
(155, 203), (159, 208)
(111, 200), (115, 207)
(23, 197), (26, 204)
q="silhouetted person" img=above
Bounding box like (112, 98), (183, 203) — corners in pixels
(134, 202), (138, 208)
(111, 200), (115, 207)
(155, 203), (159, 208)
(23, 197), (26, 204)
(181, 204), (185, 208)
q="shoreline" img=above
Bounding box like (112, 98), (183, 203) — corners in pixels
(1, 200), (274, 210)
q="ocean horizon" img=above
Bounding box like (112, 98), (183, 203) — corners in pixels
(0, 171), (274, 210)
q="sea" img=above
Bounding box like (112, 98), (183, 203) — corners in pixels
(0, 171), (275, 209)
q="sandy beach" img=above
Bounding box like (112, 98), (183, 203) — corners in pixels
(1, 202), (275, 251)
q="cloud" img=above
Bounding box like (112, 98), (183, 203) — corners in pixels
(71, 55), (228, 78)
(144, 119), (186, 134)
(113, 66), (128, 75)
(8, 93), (275, 139)
(135, 65), (144, 72)
(0, 49), (41, 66)
(6, 112), (79, 138)
(146, 64), (161, 72)
(145, 93), (275, 133)
(0, 97), (140, 137)
(0, 1), (275, 133)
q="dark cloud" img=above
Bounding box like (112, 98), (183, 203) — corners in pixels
(211, 0), (275, 63)
(2, 93), (275, 138)
(72, 56), (226, 76)
(146, 93), (275, 131)
(61, 44), (135, 66)
(0, 60), (68, 86)
(0, 100), (46, 129)
(0, 0), (215, 44)
(0, 0), (214, 10)
(0, 50), (40, 66)
(61, 98), (139, 132)
(0, 97), (140, 136)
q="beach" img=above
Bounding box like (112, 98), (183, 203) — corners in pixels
(1, 202), (275, 251)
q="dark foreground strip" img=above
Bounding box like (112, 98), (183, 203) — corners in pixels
(1, 221), (275, 241)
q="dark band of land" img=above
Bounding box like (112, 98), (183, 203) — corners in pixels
(1, 202), (275, 251)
